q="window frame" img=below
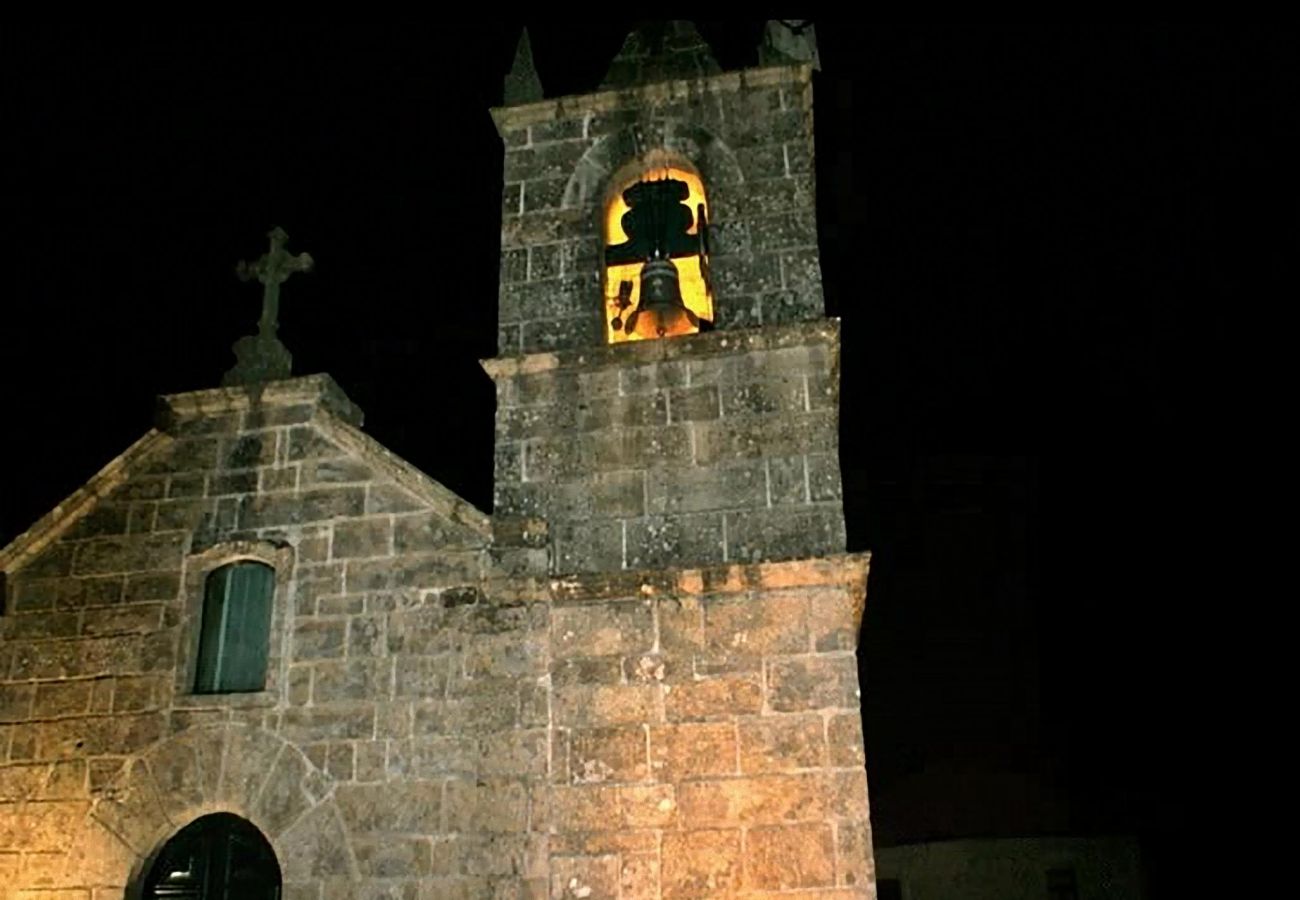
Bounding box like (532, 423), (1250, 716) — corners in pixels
(174, 540), (293, 707)
(194, 559), (276, 695)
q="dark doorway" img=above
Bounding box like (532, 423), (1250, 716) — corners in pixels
(141, 813), (281, 899)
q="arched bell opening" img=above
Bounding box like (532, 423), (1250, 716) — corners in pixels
(602, 150), (715, 343)
(137, 812), (281, 899)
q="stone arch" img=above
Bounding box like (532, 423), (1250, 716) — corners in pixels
(563, 120), (745, 343)
(137, 812), (280, 897)
(563, 119), (745, 212)
(72, 723), (353, 893)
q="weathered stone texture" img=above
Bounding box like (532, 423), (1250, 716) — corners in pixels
(494, 65), (822, 357)
(0, 60), (873, 894)
(542, 557), (872, 900)
(0, 379), (564, 896)
(3, 513), (869, 895)
(488, 320), (846, 574)
(486, 64), (844, 577)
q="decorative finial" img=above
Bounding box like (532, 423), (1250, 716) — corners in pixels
(758, 20), (821, 70)
(600, 21), (721, 90)
(503, 27), (543, 105)
(222, 227), (314, 387)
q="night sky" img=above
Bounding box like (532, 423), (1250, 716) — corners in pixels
(4, 23), (1281, 897)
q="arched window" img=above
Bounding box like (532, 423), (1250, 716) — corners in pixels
(194, 560), (274, 694)
(603, 153), (714, 343)
(142, 813), (280, 899)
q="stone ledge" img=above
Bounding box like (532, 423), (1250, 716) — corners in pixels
(156, 373), (364, 430)
(490, 64), (813, 135)
(482, 319), (841, 381)
(548, 551), (871, 637)
(171, 690), (277, 710)
(493, 517), (549, 549)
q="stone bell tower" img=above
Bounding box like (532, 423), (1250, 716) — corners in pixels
(486, 21), (846, 577)
(0, 21), (875, 898)
(483, 22), (878, 895)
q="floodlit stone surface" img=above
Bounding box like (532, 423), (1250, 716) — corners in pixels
(492, 64), (821, 357)
(1, 451), (871, 894)
(486, 321), (847, 577)
(1, 37), (874, 899)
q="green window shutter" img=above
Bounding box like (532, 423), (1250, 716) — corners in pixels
(195, 561), (274, 694)
(194, 566), (232, 693)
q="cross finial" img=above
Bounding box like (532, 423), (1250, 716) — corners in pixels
(222, 227), (313, 387)
(236, 226), (314, 339)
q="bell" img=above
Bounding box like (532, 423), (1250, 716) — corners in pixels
(625, 256), (699, 337)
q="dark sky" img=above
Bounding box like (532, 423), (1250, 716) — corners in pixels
(4, 23), (1282, 897)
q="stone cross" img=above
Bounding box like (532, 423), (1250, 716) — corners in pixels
(222, 227), (313, 387)
(237, 226), (314, 339)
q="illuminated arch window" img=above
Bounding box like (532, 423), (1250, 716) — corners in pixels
(603, 153), (714, 343)
(194, 560), (274, 694)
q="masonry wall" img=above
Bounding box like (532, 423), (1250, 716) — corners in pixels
(494, 65), (822, 356)
(0, 378), (873, 899)
(546, 557), (875, 898)
(0, 379), (550, 898)
(486, 321), (846, 575)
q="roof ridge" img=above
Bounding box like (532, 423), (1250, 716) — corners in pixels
(312, 412), (492, 539)
(2, 397), (493, 577)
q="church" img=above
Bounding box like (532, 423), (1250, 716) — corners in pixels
(0, 22), (876, 898)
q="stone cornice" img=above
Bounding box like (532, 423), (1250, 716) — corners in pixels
(481, 319), (841, 382)
(490, 64), (813, 136)
(548, 551), (872, 643)
(157, 373), (364, 429)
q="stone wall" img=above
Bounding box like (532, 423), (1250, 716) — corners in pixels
(0, 377), (550, 897)
(485, 321), (846, 575)
(546, 556), (874, 898)
(0, 376), (872, 898)
(493, 65), (822, 356)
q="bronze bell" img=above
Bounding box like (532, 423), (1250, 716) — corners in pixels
(625, 256), (699, 337)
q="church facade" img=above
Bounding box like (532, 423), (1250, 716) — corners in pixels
(0, 23), (876, 898)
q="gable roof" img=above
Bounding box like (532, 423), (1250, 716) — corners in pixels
(0, 430), (172, 576)
(312, 407), (491, 539)
(0, 374), (490, 576)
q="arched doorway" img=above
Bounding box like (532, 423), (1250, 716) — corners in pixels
(141, 813), (281, 899)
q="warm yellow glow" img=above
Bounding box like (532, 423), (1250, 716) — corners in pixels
(604, 165), (714, 344)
